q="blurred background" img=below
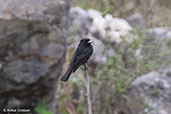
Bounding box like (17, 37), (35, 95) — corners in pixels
(0, 0), (170, 114)
(57, 0), (171, 114)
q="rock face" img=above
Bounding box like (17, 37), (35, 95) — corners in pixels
(0, 0), (70, 113)
(132, 68), (171, 114)
(126, 13), (146, 30)
(69, 7), (133, 44)
(146, 27), (171, 41)
(137, 27), (171, 62)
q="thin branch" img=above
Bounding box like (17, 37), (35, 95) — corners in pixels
(84, 63), (92, 114)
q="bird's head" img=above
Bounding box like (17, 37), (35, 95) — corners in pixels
(80, 38), (93, 46)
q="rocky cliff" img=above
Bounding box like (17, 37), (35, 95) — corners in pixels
(0, 0), (70, 113)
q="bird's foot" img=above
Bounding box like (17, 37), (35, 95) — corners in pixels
(83, 64), (88, 71)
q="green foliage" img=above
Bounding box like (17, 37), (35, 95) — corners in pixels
(34, 100), (52, 114)
(149, 87), (161, 97)
(57, 29), (171, 113)
(72, 0), (171, 27)
(114, 79), (122, 93)
(167, 38), (171, 47)
(76, 104), (88, 114)
(57, 0), (171, 113)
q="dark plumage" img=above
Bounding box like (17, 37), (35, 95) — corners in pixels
(60, 38), (93, 82)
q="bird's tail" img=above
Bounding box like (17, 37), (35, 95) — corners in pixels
(60, 66), (72, 82)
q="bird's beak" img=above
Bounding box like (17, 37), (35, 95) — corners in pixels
(88, 40), (93, 43)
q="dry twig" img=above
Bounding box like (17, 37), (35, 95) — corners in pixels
(84, 63), (92, 114)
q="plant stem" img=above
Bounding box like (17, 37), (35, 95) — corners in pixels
(85, 64), (92, 114)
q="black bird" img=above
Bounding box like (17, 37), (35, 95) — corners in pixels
(60, 38), (93, 82)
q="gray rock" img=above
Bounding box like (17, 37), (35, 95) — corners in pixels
(0, 0), (70, 113)
(68, 7), (92, 36)
(132, 68), (171, 114)
(68, 7), (133, 43)
(105, 49), (116, 58)
(126, 13), (146, 30)
(86, 9), (133, 42)
(68, 7), (130, 64)
(146, 27), (171, 41)
(136, 27), (171, 62)
(90, 37), (107, 64)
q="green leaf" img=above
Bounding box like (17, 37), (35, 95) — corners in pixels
(115, 79), (122, 93)
(34, 100), (52, 114)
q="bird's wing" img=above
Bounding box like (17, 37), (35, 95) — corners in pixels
(71, 46), (92, 73)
